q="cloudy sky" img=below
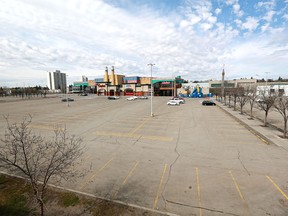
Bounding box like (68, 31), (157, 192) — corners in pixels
(0, 0), (287, 87)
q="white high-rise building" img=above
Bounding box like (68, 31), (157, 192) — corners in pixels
(47, 70), (67, 92)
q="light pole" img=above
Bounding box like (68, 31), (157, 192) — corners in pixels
(221, 65), (225, 103)
(148, 63), (155, 117)
(171, 73), (174, 97)
(265, 72), (269, 87)
(66, 74), (69, 107)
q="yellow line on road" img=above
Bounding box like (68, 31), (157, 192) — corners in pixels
(94, 131), (173, 142)
(196, 167), (202, 216)
(28, 124), (56, 131)
(229, 171), (244, 200)
(153, 164), (167, 209)
(266, 176), (288, 200)
(79, 158), (113, 190)
(130, 117), (150, 135)
(113, 161), (139, 199)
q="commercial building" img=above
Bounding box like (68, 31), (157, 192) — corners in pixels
(209, 78), (288, 96)
(71, 67), (186, 96)
(47, 70), (67, 93)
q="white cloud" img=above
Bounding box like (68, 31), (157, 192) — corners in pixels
(200, 23), (213, 31)
(255, 0), (276, 10)
(263, 10), (276, 22)
(242, 17), (259, 32)
(226, 0), (237, 6)
(0, 0), (287, 86)
(215, 8), (222, 15)
(190, 15), (202, 25)
(233, 3), (244, 17)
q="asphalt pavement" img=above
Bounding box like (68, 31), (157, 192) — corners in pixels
(216, 101), (288, 152)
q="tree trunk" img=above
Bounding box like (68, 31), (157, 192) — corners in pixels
(40, 202), (44, 216)
(264, 111), (268, 127)
(284, 118), (287, 138)
(38, 198), (44, 216)
(240, 105), (243, 114)
(250, 105), (253, 118)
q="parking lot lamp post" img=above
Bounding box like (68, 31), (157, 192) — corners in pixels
(66, 75), (69, 107)
(148, 63), (155, 117)
(221, 67), (225, 103)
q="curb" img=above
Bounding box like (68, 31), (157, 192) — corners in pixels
(0, 171), (179, 216)
(216, 103), (276, 146)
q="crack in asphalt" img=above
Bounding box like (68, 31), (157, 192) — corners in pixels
(161, 127), (181, 211)
(166, 200), (241, 216)
(237, 149), (250, 176)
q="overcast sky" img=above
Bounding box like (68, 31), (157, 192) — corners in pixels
(0, 0), (287, 87)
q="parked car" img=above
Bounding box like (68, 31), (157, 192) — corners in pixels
(62, 98), (74, 102)
(167, 100), (181, 105)
(127, 96), (138, 101)
(202, 100), (216, 106)
(171, 97), (185, 104)
(139, 96), (148, 99)
(79, 93), (88, 96)
(255, 96), (264, 103)
(108, 96), (119, 100)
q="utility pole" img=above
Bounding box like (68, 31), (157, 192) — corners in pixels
(221, 64), (225, 103)
(148, 63), (155, 117)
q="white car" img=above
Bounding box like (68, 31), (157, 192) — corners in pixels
(127, 96), (138, 101)
(167, 100), (180, 105)
(171, 97), (185, 104)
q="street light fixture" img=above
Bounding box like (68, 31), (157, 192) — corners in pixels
(148, 63), (155, 117)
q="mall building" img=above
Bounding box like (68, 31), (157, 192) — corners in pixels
(72, 66), (186, 96)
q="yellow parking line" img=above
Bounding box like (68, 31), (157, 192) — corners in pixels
(141, 135), (173, 142)
(229, 171), (244, 200)
(218, 106), (269, 145)
(130, 117), (150, 135)
(94, 131), (173, 142)
(79, 158), (113, 190)
(266, 176), (288, 200)
(28, 124), (55, 131)
(196, 167), (202, 216)
(113, 161), (139, 199)
(153, 164), (167, 209)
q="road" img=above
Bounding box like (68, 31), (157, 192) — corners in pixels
(0, 95), (287, 216)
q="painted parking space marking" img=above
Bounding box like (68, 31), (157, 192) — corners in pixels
(130, 117), (150, 135)
(29, 124), (64, 131)
(112, 161), (139, 199)
(94, 130), (173, 142)
(266, 175), (288, 200)
(217, 106), (270, 145)
(153, 164), (167, 209)
(79, 158), (114, 190)
(229, 171), (244, 200)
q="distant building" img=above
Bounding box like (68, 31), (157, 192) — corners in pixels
(81, 75), (88, 82)
(47, 70), (67, 93)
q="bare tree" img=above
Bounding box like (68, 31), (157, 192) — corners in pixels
(231, 88), (239, 111)
(247, 85), (258, 119)
(237, 88), (249, 114)
(257, 90), (278, 127)
(274, 97), (288, 138)
(228, 92), (232, 108)
(0, 116), (85, 216)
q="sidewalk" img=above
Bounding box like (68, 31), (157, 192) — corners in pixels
(216, 102), (288, 151)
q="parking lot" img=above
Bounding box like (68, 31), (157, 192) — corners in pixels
(0, 95), (287, 216)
